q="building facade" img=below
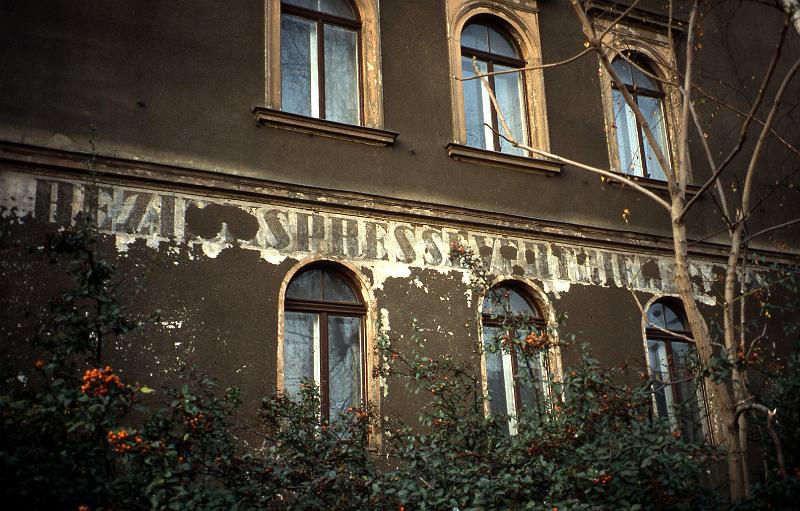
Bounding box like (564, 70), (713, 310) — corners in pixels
(1, 0), (798, 434)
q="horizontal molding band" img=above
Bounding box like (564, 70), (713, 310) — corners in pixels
(446, 143), (563, 176)
(0, 141), (795, 265)
(253, 107), (399, 147)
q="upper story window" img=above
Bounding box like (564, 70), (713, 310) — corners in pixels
(593, 15), (683, 184)
(445, 1), (552, 169)
(281, 0), (361, 124)
(283, 263), (366, 422)
(611, 55), (671, 180)
(461, 20), (527, 156)
(481, 283), (548, 434)
(645, 299), (707, 442)
(262, 0), (386, 138)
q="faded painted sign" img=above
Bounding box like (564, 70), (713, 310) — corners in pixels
(0, 171), (725, 303)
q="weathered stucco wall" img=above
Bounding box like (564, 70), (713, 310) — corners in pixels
(1, 171), (734, 304)
(0, 168), (742, 418)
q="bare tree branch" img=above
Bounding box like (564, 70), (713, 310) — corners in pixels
(472, 58), (672, 210)
(457, 48), (593, 81)
(679, 17), (790, 222)
(688, 101), (733, 227)
(743, 217), (800, 243)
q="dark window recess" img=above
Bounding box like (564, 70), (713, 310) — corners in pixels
(281, 0), (362, 125)
(284, 264), (366, 422)
(461, 19), (528, 156)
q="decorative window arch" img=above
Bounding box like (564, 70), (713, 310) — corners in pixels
(594, 15), (686, 183)
(446, 1), (551, 166)
(480, 280), (552, 434)
(282, 262), (367, 422)
(644, 298), (709, 442)
(460, 18), (528, 156)
(264, 0), (384, 128)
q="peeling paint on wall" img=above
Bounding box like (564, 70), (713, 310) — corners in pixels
(1, 171), (727, 303)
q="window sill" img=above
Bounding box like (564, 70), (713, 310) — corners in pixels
(446, 143), (563, 176)
(607, 174), (701, 198)
(253, 107), (399, 147)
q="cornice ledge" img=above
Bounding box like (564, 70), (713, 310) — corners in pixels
(253, 107), (398, 147)
(1, 141), (796, 264)
(446, 143), (563, 176)
(587, 0), (686, 33)
(607, 174), (701, 198)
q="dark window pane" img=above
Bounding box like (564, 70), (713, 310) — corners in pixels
(462, 56), (489, 150)
(324, 24), (359, 124)
(461, 22), (489, 52)
(328, 315), (362, 421)
(646, 302), (666, 330)
(612, 58), (634, 87)
(484, 327), (510, 419)
(283, 0), (316, 9)
(322, 269), (359, 303)
(494, 64), (526, 155)
(630, 62), (656, 91)
(320, 0), (355, 19)
(638, 95), (669, 180)
(483, 286), (537, 316)
(613, 89), (643, 176)
(515, 350), (544, 413)
(287, 268), (323, 300)
(281, 14), (317, 117)
(488, 26), (517, 58)
(662, 303), (686, 332)
(284, 311), (318, 399)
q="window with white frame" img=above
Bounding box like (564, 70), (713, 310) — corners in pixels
(283, 263), (366, 422)
(481, 283), (548, 434)
(645, 299), (708, 442)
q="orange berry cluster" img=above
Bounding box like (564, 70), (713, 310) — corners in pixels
(594, 473), (612, 485)
(524, 331), (549, 350)
(345, 407), (369, 421)
(107, 429), (143, 454)
(81, 366), (124, 397)
(185, 413), (205, 430)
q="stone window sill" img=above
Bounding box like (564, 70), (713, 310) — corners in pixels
(253, 107), (398, 147)
(607, 173), (700, 198)
(446, 143), (563, 176)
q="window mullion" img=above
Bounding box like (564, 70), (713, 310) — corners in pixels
(479, 60), (495, 151)
(320, 311), (330, 421)
(633, 94), (651, 178)
(317, 19), (326, 119)
(488, 63), (502, 152)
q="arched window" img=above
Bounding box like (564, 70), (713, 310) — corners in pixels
(283, 263), (366, 421)
(461, 19), (528, 156)
(281, 0), (361, 124)
(611, 54), (671, 180)
(482, 283), (547, 434)
(645, 299), (706, 442)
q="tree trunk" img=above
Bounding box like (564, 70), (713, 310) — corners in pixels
(670, 200), (747, 502)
